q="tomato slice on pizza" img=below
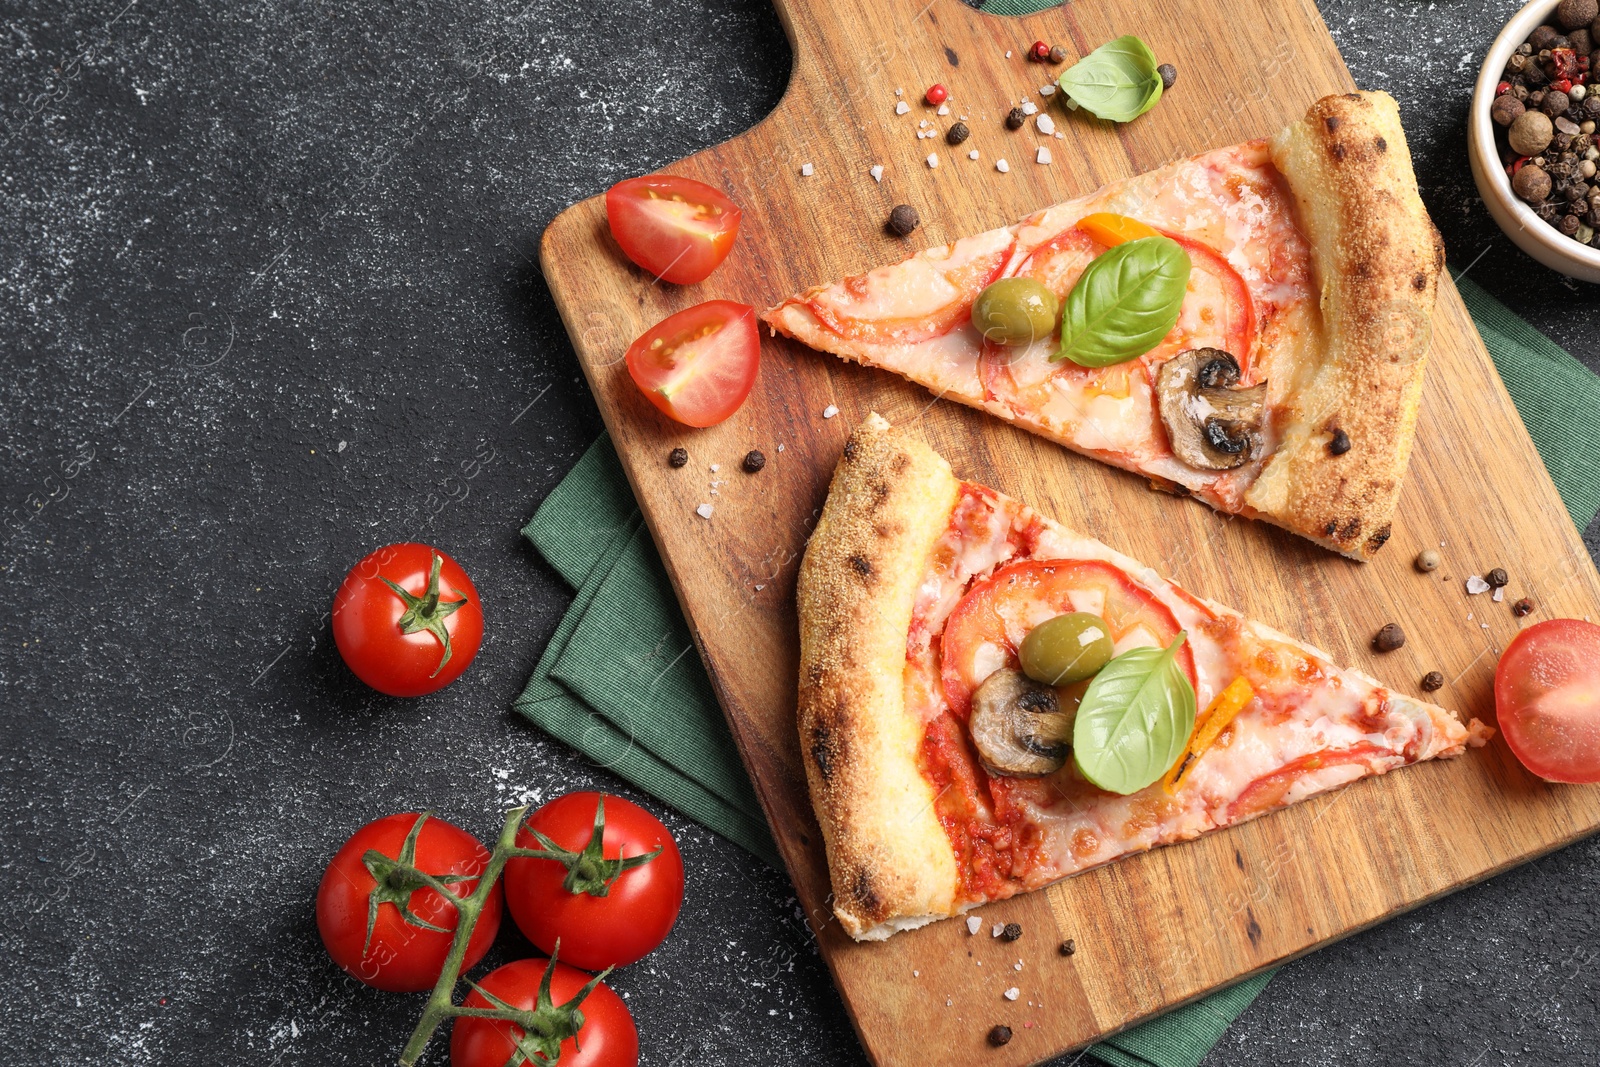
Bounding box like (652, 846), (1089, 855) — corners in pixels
(797, 414), (1490, 941)
(766, 91), (1444, 560)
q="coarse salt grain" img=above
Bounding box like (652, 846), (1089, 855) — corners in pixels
(1493, 587), (1505, 602)
(1039, 83), (1056, 96)
(777, 443), (784, 452)
(695, 504), (713, 519)
(1466, 575), (1491, 595)
(913, 970), (920, 977)
(1021, 101), (1038, 115)
(754, 584), (765, 591)
(968, 149), (980, 160)
(800, 163), (814, 176)
(991, 923), (1004, 937)
(1005, 49), (1013, 58)
(709, 463), (719, 472)
(1036, 113), (1055, 135)
(1036, 146), (1052, 165)
(996, 158), (1010, 173)
(895, 87), (904, 96)
(1003, 988), (1020, 1001)
(967, 916), (982, 935)
(927, 153), (939, 169)
(937, 103), (950, 116)
(1013, 962), (1023, 971)
(919, 119), (929, 128)
(870, 164), (884, 182)
(895, 100), (911, 115)
(822, 405), (839, 418)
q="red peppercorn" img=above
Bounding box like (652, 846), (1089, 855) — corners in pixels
(1030, 40), (1051, 61)
(925, 83), (948, 106)
(1498, 80), (1513, 95)
(1555, 77), (1574, 93)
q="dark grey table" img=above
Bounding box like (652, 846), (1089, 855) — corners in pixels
(2, 1), (1596, 1064)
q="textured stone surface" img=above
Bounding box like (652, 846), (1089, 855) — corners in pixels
(0, 1), (1593, 1064)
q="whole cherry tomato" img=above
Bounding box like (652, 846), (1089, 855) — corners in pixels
(332, 543), (483, 697)
(1495, 618), (1600, 783)
(624, 300), (759, 428)
(503, 793), (684, 971)
(604, 174), (741, 285)
(450, 956), (638, 1067)
(315, 812), (502, 992)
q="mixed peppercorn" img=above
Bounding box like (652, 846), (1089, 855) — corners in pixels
(1493, 1), (1600, 246)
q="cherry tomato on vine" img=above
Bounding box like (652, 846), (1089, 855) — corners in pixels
(503, 793), (684, 971)
(604, 174), (741, 285)
(332, 543), (483, 697)
(450, 956), (638, 1067)
(315, 812), (502, 992)
(1495, 618), (1600, 784)
(624, 300), (759, 428)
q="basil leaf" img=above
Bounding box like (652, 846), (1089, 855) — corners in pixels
(1055, 236), (1191, 367)
(1071, 633), (1196, 796)
(1057, 35), (1164, 123)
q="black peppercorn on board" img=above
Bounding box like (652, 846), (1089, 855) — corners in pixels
(538, 0), (1600, 1063)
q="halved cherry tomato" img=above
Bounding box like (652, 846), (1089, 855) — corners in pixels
(940, 558), (1196, 716)
(604, 175), (741, 285)
(315, 813), (501, 992)
(1495, 619), (1600, 784)
(450, 957), (638, 1067)
(624, 300), (759, 427)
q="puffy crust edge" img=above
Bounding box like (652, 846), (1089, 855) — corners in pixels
(1247, 90), (1446, 560)
(796, 413), (963, 939)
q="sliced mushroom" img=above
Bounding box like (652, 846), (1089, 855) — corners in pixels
(1155, 349), (1268, 472)
(969, 669), (1075, 778)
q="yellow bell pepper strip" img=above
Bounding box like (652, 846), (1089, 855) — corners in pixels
(1161, 676), (1256, 794)
(1075, 212), (1162, 247)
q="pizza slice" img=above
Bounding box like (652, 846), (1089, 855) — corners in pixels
(797, 414), (1489, 941)
(766, 91), (1443, 560)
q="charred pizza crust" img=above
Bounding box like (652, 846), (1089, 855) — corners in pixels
(796, 413), (962, 939)
(1250, 90), (1446, 559)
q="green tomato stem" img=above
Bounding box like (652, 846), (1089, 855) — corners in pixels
(396, 806), (526, 1067)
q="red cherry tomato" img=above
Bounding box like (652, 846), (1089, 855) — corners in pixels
(315, 813), (501, 992)
(1495, 619), (1600, 784)
(332, 543), (483, 697)
(940, 558), (1195, 717)
(503, 793), (684, 971)
(450, 958), (638, 1067)
(624, 300), (759, 428)
(604, 174), (741, 285)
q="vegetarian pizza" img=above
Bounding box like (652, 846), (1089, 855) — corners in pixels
(798, 414), (1488, 941)
(766, 91), (1443, 560)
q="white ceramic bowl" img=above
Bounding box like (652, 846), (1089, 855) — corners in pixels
(1468, 0), (1600, 282)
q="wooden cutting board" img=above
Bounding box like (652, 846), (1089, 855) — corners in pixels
(539, 0), (1600, 1062)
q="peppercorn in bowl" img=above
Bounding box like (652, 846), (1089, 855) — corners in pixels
(1471, 0), (1600, 281)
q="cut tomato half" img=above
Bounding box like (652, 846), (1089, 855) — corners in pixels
(605, 174), (741, 285)
(624, 300), (759, 428)
(1495, 619), (1600, 784)
(940, 558), (1195, 717)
